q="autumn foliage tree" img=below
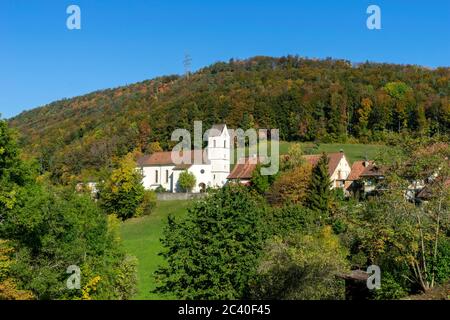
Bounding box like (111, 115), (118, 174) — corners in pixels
(99, 154), (145, 220)
(267, 163), (313, 206)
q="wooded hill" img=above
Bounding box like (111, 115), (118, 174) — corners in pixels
(8, 56), (450, 183)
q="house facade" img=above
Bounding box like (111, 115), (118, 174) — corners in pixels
(137, 124), (231, 193)
(302, 152), (351, 189)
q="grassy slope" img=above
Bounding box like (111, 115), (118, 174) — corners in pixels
(238, 141), (385, 164)
(120, 200), (190, 300)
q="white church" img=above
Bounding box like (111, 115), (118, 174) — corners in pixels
(137, 124), (231, 193)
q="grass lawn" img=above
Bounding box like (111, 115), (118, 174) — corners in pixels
(120, 200), (191, 300)
(235, 141), (386, 165)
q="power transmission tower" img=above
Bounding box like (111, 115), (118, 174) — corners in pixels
(183, 52), (192, 79)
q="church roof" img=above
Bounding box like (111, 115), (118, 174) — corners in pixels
(227, 156), (264, 180)
(208, 124), (227, 137)
(137, 150), (209, 167)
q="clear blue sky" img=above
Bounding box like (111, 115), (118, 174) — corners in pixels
(1, 0), (449, 119)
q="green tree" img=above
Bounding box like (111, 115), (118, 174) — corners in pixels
(0, 119), (32, 210)
(0, 184), (137, 300)
(99, 154), (145, 220)
(281, 143), (305, 171)
(251, 226), (348, 300)
(178, 170), (196, 193)
(155, 185), (267, 299)
(250, 164), (277, 195)
(306, 153), (332, 213)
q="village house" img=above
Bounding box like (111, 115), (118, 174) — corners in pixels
(229, 151), (351, 190)
(345, 160), (378, 195)
(136, 124), (231, 193)
(302, 151), (351, 189)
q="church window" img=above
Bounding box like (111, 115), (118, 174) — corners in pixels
(155, 170), (158, 184)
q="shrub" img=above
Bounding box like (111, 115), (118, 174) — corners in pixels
(137, 190), (157, 217)
(178, 171), (196, 193)
(251, 226), (348, 300)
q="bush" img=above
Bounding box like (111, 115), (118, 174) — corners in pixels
(266, 205), (320, 237)
(373, 273), (408, 300)
(178, 171), (196, 193)
(251, 226), (348, 300)
(154, 185), (167, 193)
(137, 190), (157, 217)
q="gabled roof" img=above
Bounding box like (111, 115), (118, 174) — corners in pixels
(137, 150), (209, 167)
(302, 152), (346, 177)
(360, 163), (386, 178)
(347, 161), (373, 181)
(208, 124), (227, 137)
(227, 156), (264, 180)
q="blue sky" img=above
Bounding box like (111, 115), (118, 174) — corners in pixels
(1, 0), (449, 119)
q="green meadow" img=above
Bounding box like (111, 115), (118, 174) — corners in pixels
(120, 200), (190, 300)
(236, 141), (385, 164)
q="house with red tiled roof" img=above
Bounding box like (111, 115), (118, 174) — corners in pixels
(227, 155), (265, 185)
(344, 160), (373, 192)
(136, 124), (231, 193)
(302, 151), (351, 189)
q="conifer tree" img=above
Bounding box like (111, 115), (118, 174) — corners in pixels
(307, 153), (332, 213)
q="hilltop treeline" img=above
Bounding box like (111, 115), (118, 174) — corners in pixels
(9, 56), (450, 183)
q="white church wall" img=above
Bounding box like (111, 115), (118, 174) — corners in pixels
(142, 165), (175, 192)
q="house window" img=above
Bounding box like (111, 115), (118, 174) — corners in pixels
(213, 140), (216, 148)
(166, 170), (169, 183)
(224, 140), (226, 148)
(155, 170), (158, 184)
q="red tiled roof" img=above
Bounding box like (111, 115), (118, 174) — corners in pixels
(227, 157), (263, 180)
(302, 152), (345, 177)
(360, 163), (386, 178)
(137, 150), (208, 167)
(348, 161), (373, 181)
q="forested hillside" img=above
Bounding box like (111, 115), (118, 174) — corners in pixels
(9, 56), (450, 183)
